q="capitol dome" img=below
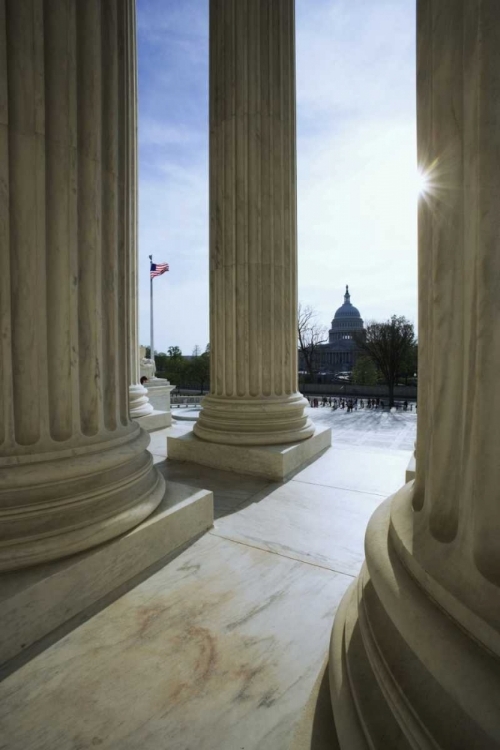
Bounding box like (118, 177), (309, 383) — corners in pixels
(334, 285), (361, 319)
(330, 286), (364, 336)
(302, 285), (366, 375)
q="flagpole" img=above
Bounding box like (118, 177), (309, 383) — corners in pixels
(149, 254), (154, 368)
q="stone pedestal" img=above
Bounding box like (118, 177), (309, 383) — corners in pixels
(172, 0), (329, 474)
(0, 1), (160, 572)
(168, 424), (331, 481)
(330, 3), (500, 746)
(144, 380), (175, 428)
(133, 376), (175, 431)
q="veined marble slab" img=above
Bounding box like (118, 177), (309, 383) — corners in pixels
(0, 534), (351, 750)
(0, 482), (213, 670)
(294, 442), (410, 496)
(212, 479), (382, 577)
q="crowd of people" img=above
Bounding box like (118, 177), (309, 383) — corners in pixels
(307, 396), (415, 413)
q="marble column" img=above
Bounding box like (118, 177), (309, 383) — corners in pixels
(330, 2), (500, 746)
(124, 0), (153, 420)
(0, 0), (164, 571)
(193, 0), (314, 446)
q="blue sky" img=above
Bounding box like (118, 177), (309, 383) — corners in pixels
(137, 0), (417, 354)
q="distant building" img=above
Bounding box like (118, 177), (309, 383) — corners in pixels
(300, 286), (365, 377)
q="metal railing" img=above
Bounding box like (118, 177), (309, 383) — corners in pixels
(170, 395), (203, 408)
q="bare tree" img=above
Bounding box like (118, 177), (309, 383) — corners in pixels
(298, 303), (328, 382)
(354, 315), (416, 406)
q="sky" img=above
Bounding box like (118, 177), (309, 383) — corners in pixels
(137, 0), (417, 355)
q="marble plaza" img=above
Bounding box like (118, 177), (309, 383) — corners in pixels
(0, 410), (413, 750)
(172, 406), (417, 453)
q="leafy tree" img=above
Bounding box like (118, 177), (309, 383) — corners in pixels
(155, 346), (185, 386)
(354, 316), (416, 406)
(168, 345), (182, 358)
(155, 351), (168, 373)
(398, 342), (418, 385)
(351, 355), (378, 386)
(298, 303), (327, 382)
(188, 345), (210, 394)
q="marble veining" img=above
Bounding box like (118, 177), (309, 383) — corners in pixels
(0, 535), (350, 750)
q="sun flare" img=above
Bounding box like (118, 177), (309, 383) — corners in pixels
(416, 168), (430, 196)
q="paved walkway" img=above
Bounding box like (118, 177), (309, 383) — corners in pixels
(0, 411), (416, 750)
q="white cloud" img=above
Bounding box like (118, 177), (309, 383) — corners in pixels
(137, 0), (418, 353)
(296, 0), (417, 329)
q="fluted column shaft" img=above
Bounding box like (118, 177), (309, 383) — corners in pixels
(0, 0), (164, 571)
(330, 2), (500, 746)
(399, 0), (500, 638)
(414, 0), (500, 561)
(194, 0), (313, 446)
(124, 0), (152, 419)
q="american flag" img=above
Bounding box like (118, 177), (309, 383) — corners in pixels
(150, 262), (169, 279)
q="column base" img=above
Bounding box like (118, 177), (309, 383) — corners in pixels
(329, 493), (500, 749)
(135, 409), (172, 432)
(193, 393), (315, 445)
(0, 481), (213, 674)
(0, 426), (166, 571)
(167, 425), (331, 480)
(129, 383), (154, 418)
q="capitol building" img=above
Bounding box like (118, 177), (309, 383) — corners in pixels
(316, 286), (365, 375)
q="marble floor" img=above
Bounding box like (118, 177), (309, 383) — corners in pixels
(0, 411), (416, 750)
(172, 404), (417, 453)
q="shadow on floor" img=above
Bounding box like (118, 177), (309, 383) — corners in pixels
(155, 443), (332, 521)
(289, 660), (340, 750)
(155, 457), (279, 520)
